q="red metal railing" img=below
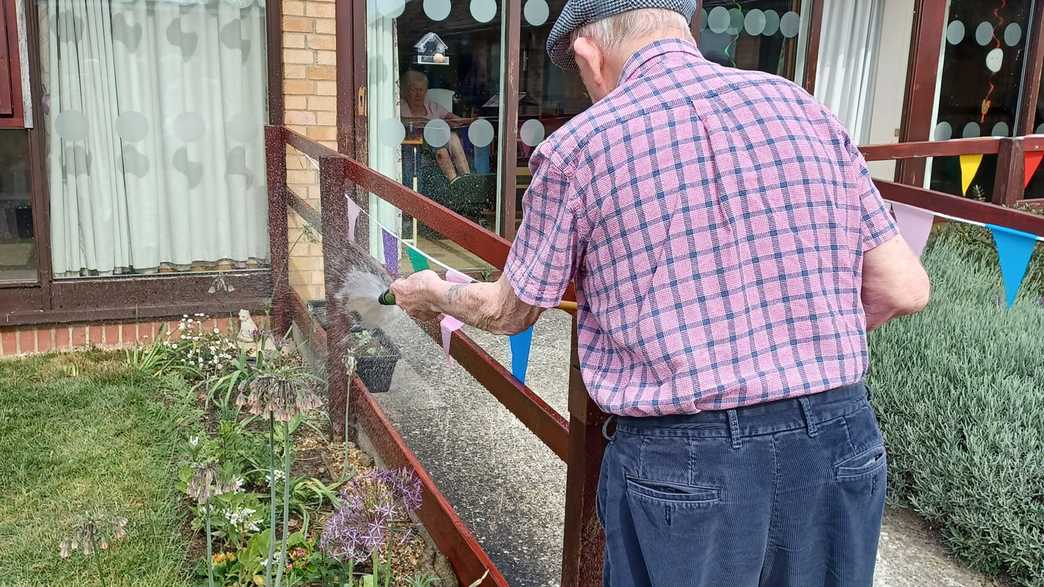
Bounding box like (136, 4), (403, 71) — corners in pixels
(266, 125), (1044, 587)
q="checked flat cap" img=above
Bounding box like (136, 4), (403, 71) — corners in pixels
(546, 0), (697, 71)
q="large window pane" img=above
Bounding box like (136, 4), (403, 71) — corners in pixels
(0, 129), (35, 282)
(37, 0), (270, 278)
(696, 1), (811, 81)
(929, 0), (1033, 198)
(367, 0), (502, 274)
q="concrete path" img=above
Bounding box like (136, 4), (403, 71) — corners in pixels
(372, 311), (1000, 586)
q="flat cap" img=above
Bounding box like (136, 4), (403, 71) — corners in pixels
(546, 0), (697, 71)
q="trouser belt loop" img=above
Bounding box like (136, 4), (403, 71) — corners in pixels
(602, 415), (616, 442)
(726, 409), (742, 449)
(798, 396), (819, 437)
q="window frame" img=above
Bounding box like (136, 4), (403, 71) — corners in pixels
(0, 0), (283, 326)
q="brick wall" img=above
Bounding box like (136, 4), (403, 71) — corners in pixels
(0, 315), (270, 357)
(283, 0), (337, 304)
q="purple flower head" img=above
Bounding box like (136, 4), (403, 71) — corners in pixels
(320, 467), (422, 563)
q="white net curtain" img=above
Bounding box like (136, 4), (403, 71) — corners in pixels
(40, 0), (270, 277)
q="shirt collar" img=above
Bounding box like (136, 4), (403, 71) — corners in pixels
(619, 38), (703, 84)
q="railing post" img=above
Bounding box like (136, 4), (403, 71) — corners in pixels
(561, 315), (608, 587)
(266, 126), (291, 337)
(993, 137), (1025, 207)
(319, 156), (352, 441)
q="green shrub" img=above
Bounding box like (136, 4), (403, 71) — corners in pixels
(868, 224), (1044, 586)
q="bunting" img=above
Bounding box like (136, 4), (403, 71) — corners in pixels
(509, 326), (534, 384)
(381, 228), (399, 277)
(405, 245), (429, 272)
(440, 316), (463, 364)
(987, 224), (1038, 308)
(960, 154), (984, 196)
(1025, 151), (1043, 189)
(345, 194), (362, 243)
(891, 202), (935, 257)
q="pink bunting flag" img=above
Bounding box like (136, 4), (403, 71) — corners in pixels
(345, 195), (362, 243)
(891, 202), (934, 257)
(445, 269), (473, 284)
(1025, 151), (1043, 189)
(440, 315), (463, 364)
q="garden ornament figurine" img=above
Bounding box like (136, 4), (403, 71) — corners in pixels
(237, 309), (258, 343)
(389, 0), (931, 584)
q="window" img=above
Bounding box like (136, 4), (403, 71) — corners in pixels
(929, 0), (1034, 198)
(36, 0), (270, 278)
(696, 1), (812, 82)
(0, 129), (33, 282)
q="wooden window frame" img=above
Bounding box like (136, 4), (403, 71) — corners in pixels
(1, 0), (283, 327)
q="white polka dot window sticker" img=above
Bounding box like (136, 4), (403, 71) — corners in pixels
(377, 0), (405, 18)
(469, 0), (496, 23)
(116, 111), (149, 143)
(779, 11), (801, 39)
(520, 119), (544, 147)
(934, 121), (953, 141)
(991, 121), (1010, 137)
(423, 0), (451, 22)
(975, 21), (994, 46)
(985, 48), (1004, 72)
(762, 10), (780, 36)
(523, 0), (549, 26)
(1037, 123), (1044, 135)
(227, 112), (259, 143)
(380, 119), (406, 147)
(424, 119), (451, 148)
(55, 111), (89, 140)
(697, 8), (707, 30)
(174, 112), (205, 142)
(468, 119), (494, 148)
(744, 9), (766, 37)
(946, 20), (965, 45)
(962, 122), (981, 138)
(727, 8), (743, 35)
(1004, 22), (1022, 47)
(707, 6), (730, 34)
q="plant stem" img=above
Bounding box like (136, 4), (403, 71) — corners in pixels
(205, 503), (215, 587)
(266, 411), (277, 587)
(344, 356), (356, 479)
(90, 532), (108, 587)
(275, 420), (292, 587)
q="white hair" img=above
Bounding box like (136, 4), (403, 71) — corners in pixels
(402, 70), (428, 89)
(572, 8), (693, 54)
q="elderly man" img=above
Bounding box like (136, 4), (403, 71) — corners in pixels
(400, 70), (471, 183)
(391, 0), (930, 584)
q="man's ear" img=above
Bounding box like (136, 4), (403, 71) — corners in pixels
(572, 36), (606, 99)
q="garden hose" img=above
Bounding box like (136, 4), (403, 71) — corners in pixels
(377, 288), (578, 314)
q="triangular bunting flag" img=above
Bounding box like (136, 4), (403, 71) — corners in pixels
(446, 269), (473, 284)
(986, 224), (1038, 307)
(406, 245), (429, 272)
(960, 154), (983, 196)
(381, 228), (399, 277)
(440, 315), (463, 363)
(345, 195), (362, 243)
(509, 326), (534, 384)
(1025, 151), (1043, 188)
(891, 202), (935, 257)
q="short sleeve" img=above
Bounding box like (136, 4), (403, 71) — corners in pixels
(427, 100), (451, 120)
(844, 137), (898, 251)
(503, 152), (583, 307)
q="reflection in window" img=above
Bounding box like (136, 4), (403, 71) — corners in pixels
(0, 130), (35, 282)
(38, 0), (270, 278)
(696, 1), (809, 81)
(367, 0), (502, 272)
(929, 0), (1032, 198)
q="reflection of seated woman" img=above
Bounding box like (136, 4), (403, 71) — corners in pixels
(400, 70), (471, 183)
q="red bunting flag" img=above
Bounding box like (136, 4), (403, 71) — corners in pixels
(1025, 151), (1043, 189)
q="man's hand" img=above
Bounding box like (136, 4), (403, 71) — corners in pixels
(389, 270), (443, 322)
(862, 234), (931, 330)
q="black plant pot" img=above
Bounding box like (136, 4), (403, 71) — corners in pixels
(15, 208), (33, 240)
(349, 327), (400, 394)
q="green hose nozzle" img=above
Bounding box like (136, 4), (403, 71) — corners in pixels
(377, 290), (397, 306)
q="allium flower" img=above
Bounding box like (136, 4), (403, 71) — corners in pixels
(319, 468), (422, 563)
(186, 464), (239, 505)
(59, 539), (73, 559)
(235, 370), (323, 422)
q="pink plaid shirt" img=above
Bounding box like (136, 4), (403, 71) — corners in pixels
(503, 40), (898, 416)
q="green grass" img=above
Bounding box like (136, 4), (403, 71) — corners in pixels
(0, 351), (198, 586)
(869, 224), (1044, 586)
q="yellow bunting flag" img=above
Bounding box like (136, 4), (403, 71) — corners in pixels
(960, 153), (983, 196)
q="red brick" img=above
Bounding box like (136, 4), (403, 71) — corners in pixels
(18, 329), (35, 354)
(36, 329), (54, 353)
(120, 323), (135, 345)
(71, 326), (88, 348)
(54, 328), (73, 351)
(105, 325), (120, 346)
(89, 325), (104, 347)
(1, 329), (17, 355)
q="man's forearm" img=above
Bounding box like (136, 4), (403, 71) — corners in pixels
(429, 278), (538, 335)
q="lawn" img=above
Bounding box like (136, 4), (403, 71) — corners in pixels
(869, 223), (1044, 587)
(0, 351), (196, 586)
